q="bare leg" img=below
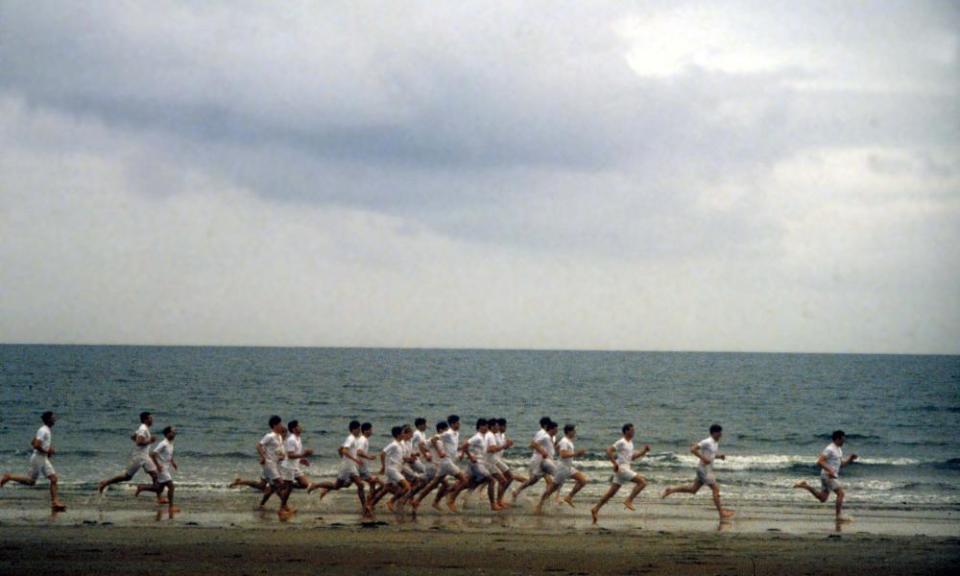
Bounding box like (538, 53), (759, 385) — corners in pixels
(230, 478), (266, 490)
(167, 483), (179, 518)
(835, 488), (851, 522)
(562, 472), (588, 507)
(1, 474), (37, 487)
(711, 484), (735, 519)
(624, 476), (647, 510)
(48, 476), (65, 510)
(793, 480), (829, 502)
(259, 484), (274, 508)
(591, 484), (621, 524)
(98, 473), (133, 494)
(535, 480), (562, 514)
(511, 475), (541, 501)
(661, 480), (702, 499)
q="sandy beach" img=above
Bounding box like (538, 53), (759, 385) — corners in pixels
(1, 488), (959, 575)
(1, 522), (958, 576)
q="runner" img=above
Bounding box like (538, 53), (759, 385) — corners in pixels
(591, 423), (650, 524)
(793, 429), (858, 522)
(98, 412), (159, 495)
(661, 424), (735, 521)
(1, 411), (66, 512)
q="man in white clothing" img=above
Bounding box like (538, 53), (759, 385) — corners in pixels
(1, 411), (66, 511)
(591, 423), (650, 523)
(98, 411), (159, 495)
(793, 429), (858, 522)
(661, 424), (735, 521)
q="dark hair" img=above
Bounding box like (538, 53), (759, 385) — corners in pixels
(436, 420), (449, 432)
(268, 415), (282, 428)
(402, 424), (412, 433)
(546, 420), (559, 431)
(41, 411), (55, 425)
(349, 420), (361, 431)
(832, 429), (845, 442)
(414, 417), (426, 427)
(162, 426), (173, 436)
(539, 416), (552, 428)
(447, 414), (460, 425)
(476, 418), (488, 429)
(391, 426), (403, 438)
(498, 418), (507, 427)
(361, 422), (372, 432)
(709, 424), (723, 435)
(621, 423), (634, 434)
(564, 424), (576, 434)
(287, 420), (299, 431)
(140, 411), (152, 423)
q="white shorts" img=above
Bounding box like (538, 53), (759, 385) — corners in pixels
(157, 465), (174, 484)
(357, 465), (374, 480)
(437, 460), (461, 478)
(280, 465), (301, 483)
(696, 467), (716, 487)
(28, 455), (56, 481)
(260, 462), (282, 484)
(125, 455), (158, 478)
(411, 460), (427, 474)
(528, 458), (558, 480)
(821, 476), (842, 493)
(553, 465), (578, 486)
(470, 462), (492, 482)
(495, 459), (511, 474)
(612, 466), (637, 486)
(337, 460), (359, 483)
(401, 465), (423, 482)
(385, 467), (405, 485)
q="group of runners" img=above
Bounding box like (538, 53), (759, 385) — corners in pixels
(1, 411), (859, 523)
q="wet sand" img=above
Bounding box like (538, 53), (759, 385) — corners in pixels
(1, 522), (958, 576)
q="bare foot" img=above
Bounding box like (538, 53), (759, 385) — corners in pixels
(624, 499), (635, 511)
(720, 509), (736, 520)
(446, 498), (458, 513)
(98, 481), (108, 495)
(591, 507), (599, 525)
(411, 498), (421, 510)
(228, 478), (241, 488)
(134, 486), (144, 497)
(51, 502), (67, 512)
(793, 481), (808, 490)
(1, 474), (10, 488)
(318, 488), (329, 501)
(386, 500), (395, 512)
(562, 497), (576, 509)
(278, 508), (293, 522)
(157, 497), (169, 505)
(533, 504), (543, 515)
(836, 515), (854, 524)
(660, 489), (669, 499)
(509, 490), (519, 502)
(432, 500), (443, 512)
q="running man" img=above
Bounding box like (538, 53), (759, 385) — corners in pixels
(793, 429), (858, 522)
(511, 417), (559, 501)
(448, 418), (501, 511)
(280, 420), (315, 492)
(98, 412), (159, 495)
(308, 420), (368, 515)
(252, 416), (291, 517)
(591, 423), (650, 523)
(536, 423), (589, 513)
(1, 411), (66, 511)
(436, 415), (471, 512)
(135, 426), (179, 518)
(661, 424), (735, 521)
(356, 423), (383, 492)
(367, 426), (412, 514)
(410, 420), (455, 511)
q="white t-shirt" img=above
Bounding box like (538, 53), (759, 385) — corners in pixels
(428, 434), (444, 461)
(484, 431), (498, 464)
(440, 429), (459, 463)
(282, 435), (302, 471)
(697, 437), (719, 473)
(341, 434), (359, 460)
(259, 432), (284, 464)
(531, 429), (555, 463)
(153, 438), (175, 469)
(132, 423), (152, 459)
(468, 432), (487, 461)
(821, 442), (843, 479)
(33, 425), (51, 458)
(613, 437), (633, 467)
(412, 430), (428, 455)
(557, 437), (575, 467)
(383, 440), (403, 470)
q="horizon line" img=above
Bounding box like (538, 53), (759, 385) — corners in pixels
(0, 341), (956, 357)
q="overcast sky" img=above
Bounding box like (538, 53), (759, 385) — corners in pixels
(1, 1), (957, 353)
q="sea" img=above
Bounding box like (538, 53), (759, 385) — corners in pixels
(2, 345), (959, 517)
